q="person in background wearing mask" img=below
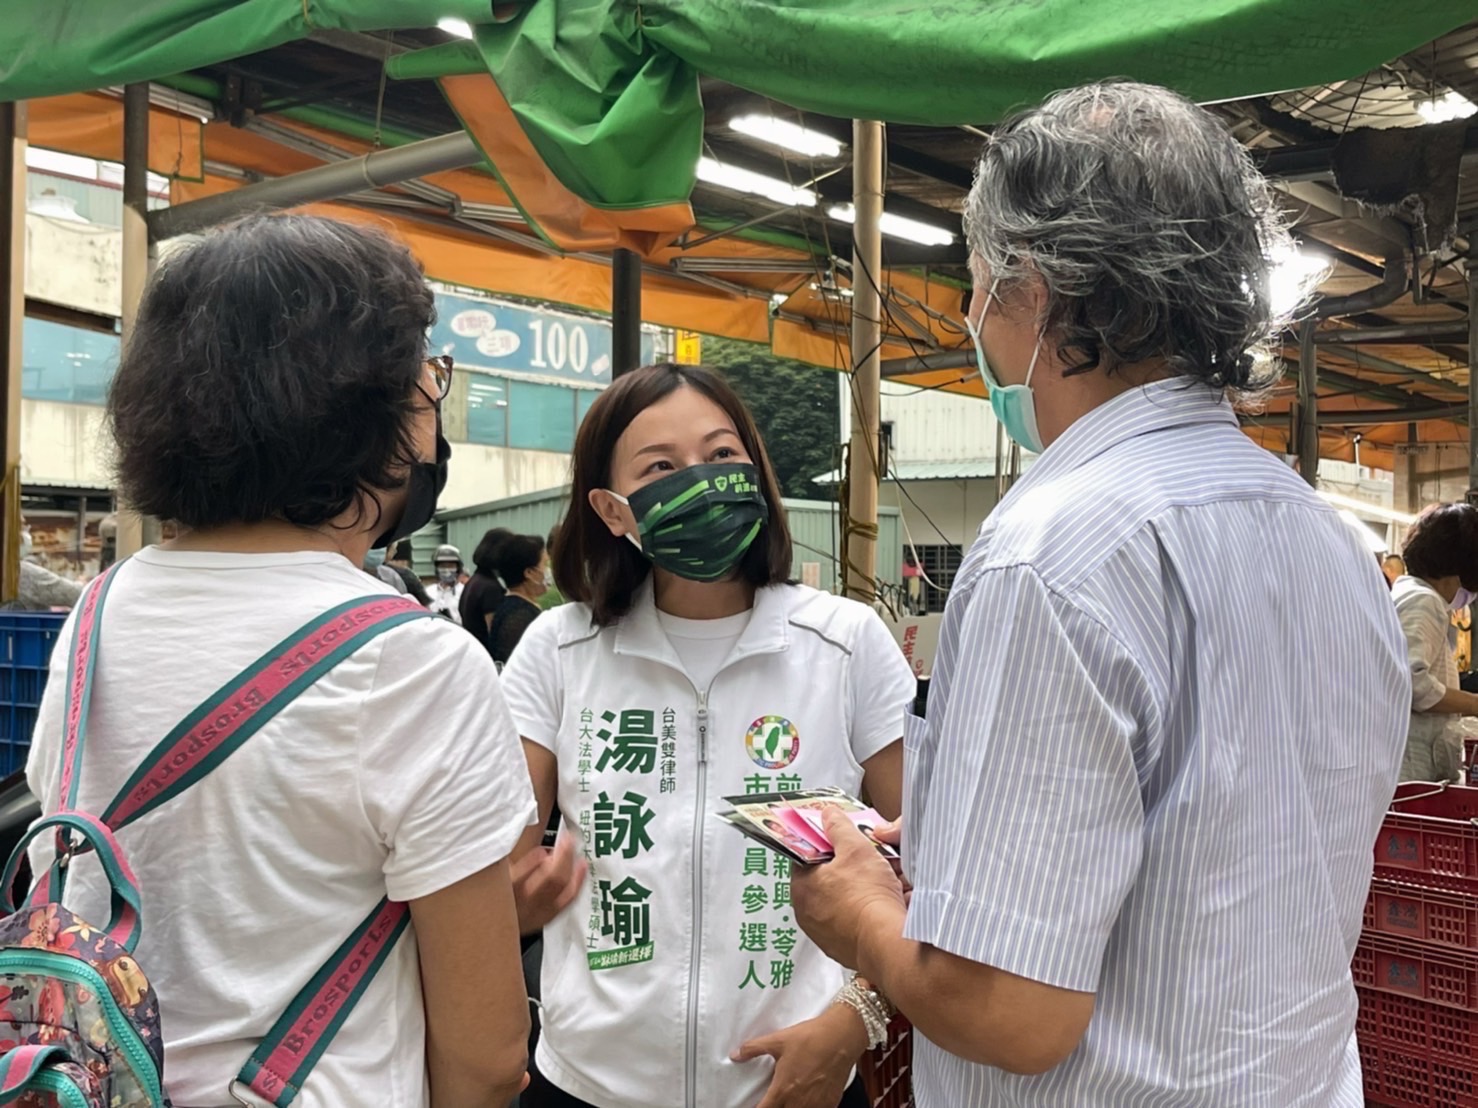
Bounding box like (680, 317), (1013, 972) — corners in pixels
(428, 543), (465, 623)
(790, 80), (1408, 1106)
(487, 534), (549, 669)
(500, 362), (915, 1108)
(1391, 504), (1478, 782)
(387, 539), (433, 607)
(463, 528), (514, 651)
(364, 545), (408, 594)
(24, 214), (534, 1106)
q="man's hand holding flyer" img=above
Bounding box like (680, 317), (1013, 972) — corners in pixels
(715, 787), (898, 865)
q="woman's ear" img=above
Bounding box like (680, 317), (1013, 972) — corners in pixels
(588, 488), (637, 540)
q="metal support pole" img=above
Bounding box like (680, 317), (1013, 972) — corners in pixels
(1408, 423), (1420, 516)
(1314, 322), (1470, 346)
(148, 131), (482, 241)
(611, 248), (642, 378)
(1297, 320), (1319, 487)
(1466, 251), (1478, 502)
(0, 103), (25, 603)
(115, 84), (150, 559)
(844, 119), (883, 603)
(1469, 254), (1478, 504)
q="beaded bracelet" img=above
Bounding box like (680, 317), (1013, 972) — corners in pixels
(833, 975), (894, 1050)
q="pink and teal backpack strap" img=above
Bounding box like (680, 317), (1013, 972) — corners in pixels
(100, 594), (431, 829)
(0, 1044), (98, 1104)
(57, 565), (121, 812)
(233, 898), (410, 1106)
(0, 812), (142, 950)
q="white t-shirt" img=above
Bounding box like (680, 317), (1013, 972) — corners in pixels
(25, 548), (536, 1108)
(654, 608), (751, 692)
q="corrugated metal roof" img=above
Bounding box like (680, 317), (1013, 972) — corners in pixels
(812, 460), (1004, 484)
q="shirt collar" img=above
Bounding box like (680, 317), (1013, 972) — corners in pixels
(1004, 378), (1236, 504)
(613, 577), (791, 673)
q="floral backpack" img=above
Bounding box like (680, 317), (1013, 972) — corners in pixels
(0, 569), (432, 1107)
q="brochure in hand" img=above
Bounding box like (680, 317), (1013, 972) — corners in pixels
(715, 787), (897, 866)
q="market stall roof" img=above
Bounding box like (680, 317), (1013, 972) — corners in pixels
(4, 5), (1477, 469)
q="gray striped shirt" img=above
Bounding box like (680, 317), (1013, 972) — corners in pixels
(901, 379), (1408, 1106)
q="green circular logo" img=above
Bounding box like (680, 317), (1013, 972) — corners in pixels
(745, 715), (800, 770)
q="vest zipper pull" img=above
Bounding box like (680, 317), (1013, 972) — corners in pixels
(697, 691), (709, 764)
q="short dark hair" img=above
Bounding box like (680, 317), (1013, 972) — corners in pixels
(389, 540), (415, 565)
(1402, 503), (1478, 587)
(552, 363), (792, 626)
(107, 214), (434, 532)
(494, 534), (545, 589)
(473, 528), (514, 577)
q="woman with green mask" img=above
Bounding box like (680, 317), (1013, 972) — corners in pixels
(500, 363), (915, 1108)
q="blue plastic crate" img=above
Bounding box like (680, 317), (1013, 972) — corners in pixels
(0, 612), (69, 778)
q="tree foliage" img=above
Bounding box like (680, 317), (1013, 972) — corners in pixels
(701, 338), (841, 500)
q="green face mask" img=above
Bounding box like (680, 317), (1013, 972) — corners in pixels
(612, 462), (770, 582)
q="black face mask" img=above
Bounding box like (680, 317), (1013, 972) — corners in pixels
(373, 423), (450, 550)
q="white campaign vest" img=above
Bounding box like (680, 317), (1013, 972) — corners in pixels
(528, 582), (908, 1108)
(427, 581), (463, 623)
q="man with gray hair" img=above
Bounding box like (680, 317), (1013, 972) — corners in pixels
(793, 80), (1408, 1104)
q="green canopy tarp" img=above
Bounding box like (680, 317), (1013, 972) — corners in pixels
(412, 0), (1476, 247)
(2, 0), (1473, 250)
(0, 1), (497, 99)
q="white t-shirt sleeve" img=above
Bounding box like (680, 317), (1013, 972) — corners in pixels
(499, 611), (565, 749)
(357, 620), (537, 902)
(849, 608), (916, 764)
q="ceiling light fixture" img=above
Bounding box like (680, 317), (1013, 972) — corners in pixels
(696, 157), (817, 207)
(1414, 89), (1477, 124)
(1267, 244), (1331, 318)
(437, 17), (474, 38)
(827, 203), (956, 247)
(728, 114), (844, 159)
(1320, 489), (1416, 527)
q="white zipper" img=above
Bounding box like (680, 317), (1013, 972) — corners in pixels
(685, 685), (710, 1106)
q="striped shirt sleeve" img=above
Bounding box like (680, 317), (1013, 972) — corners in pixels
(903, 563), (1152, 993)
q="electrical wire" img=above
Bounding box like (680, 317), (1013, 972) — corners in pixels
(893, 477), (951, 594)
(888, 457), (961, 551)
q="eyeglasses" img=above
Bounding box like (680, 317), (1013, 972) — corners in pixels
(424, 355), (454, 404)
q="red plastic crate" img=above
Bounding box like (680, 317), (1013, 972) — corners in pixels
(1368, 879), (1478, 949)
(859, 1015), (914, 1108)
(1356, 931), (1478, 1010)
(1358, 986), (1478, 1064)
(1360, 1039), (1478, 1108)
(1374, 783), (1478, 892)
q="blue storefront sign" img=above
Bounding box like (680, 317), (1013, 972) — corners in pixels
(430, 289), (656, 385)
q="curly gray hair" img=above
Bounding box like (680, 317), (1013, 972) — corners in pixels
(965, 80), (1304, 398)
